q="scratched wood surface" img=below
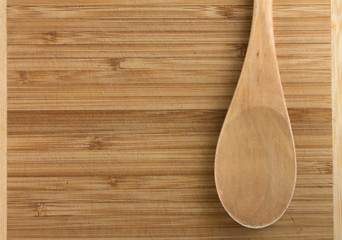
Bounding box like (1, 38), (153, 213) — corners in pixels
(6, 0), (333, 239)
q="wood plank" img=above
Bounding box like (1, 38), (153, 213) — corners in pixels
(6, 0), (333, 239)
(332, 0), (342, 239)
(0, 0), (7, 239)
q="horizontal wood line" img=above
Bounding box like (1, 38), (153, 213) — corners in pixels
(6, 96), (331, 101)
(7, 43), (244, 46)
(7, 30), (328, 33)
(6, 69), (330, 71)
(6, 21), (329, 25)
(6, 175), (332, 179)
(6, 173), (218, 178)
(5, 95), (332, 98)
(7, 16), (330, 19)
(5, 108), (330, 114)
(6, 58), (331, 62)
(6, 82), (331, 86)
(6, 3), (332, 6)
(6, 3), (330, 6)
(6, 56), (332, 60)
(7, 43), (331, 45)
(7, 43), (331, 46)
(7, 69), (242, 72)
(6, 30), (330, 33)
(5, 172), (332, 178)
(8, 82), (330, 86)
(6, 17), (329, 20)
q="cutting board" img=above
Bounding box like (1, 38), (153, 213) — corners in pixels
(2, 0), (336, 239)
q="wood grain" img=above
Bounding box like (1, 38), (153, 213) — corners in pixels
(332, 0), (342, 238)
(0, 0), (7, 239)
(6, 0), (333, 239)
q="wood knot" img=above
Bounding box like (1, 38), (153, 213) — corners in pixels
(109, 178), (118, 186)
(35, 203), (46, 217)
(217, 6), (234, 19)
(88, 136), (104, 150)
(44, 31), (58, 43)
(108, 58), (124, 71)
(238, 43), (248, 57)
(19, 71), (28, 84)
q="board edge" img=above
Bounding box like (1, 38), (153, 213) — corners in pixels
(0, 0), (6, 239)
(332, 0), (342, 239)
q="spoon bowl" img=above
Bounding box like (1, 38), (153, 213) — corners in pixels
(215, 107), (296, 228)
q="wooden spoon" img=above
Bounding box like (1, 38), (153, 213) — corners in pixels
(214, 0), (296, 228)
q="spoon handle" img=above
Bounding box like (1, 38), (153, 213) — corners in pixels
(251, 0), (274, 39)
(231, 0), (286, 115)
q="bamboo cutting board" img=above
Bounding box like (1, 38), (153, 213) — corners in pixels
(3, 0), (336, 239)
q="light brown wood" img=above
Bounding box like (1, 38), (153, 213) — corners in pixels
(0, 0), (6, 239)
(5, 0), (334, 239)
(332, 0), (342, 238)
(214, 0), (296, 228)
